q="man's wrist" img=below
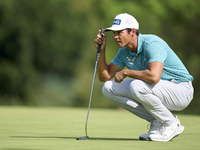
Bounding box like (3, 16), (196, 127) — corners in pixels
(123, 69), (129, 78)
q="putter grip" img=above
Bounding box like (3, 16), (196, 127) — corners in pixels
(96, 28), (105, 61)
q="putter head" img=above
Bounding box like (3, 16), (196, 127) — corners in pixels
(76, 136), (89, 140)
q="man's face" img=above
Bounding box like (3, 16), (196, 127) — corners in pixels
(113, 29), (132, 48)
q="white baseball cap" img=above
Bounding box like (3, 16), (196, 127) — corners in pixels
(105, 13), (139, 31)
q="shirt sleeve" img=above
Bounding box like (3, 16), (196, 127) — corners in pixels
(145, 41), (167, 63)
(111, 48), (125, 67)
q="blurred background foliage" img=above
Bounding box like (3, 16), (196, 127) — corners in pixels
(0, 0), (200, 114)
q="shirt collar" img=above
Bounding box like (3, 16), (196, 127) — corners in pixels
(136, 33), (143, 54)
(126, 33), (143, 56)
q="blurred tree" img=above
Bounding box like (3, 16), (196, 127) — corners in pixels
(0, 0), (88, 105)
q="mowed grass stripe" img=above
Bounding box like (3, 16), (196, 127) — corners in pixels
(0, 106), (200, 150)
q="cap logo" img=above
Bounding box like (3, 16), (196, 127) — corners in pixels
(113, 19), (121, 25)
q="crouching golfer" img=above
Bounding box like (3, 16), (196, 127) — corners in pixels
(94, 13), (194, 141)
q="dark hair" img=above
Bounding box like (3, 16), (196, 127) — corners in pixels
(126, 28), (140, 36)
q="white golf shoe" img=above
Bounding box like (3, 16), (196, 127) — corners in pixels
(149, 116), (184, 142)
(139, 120), (162, 141)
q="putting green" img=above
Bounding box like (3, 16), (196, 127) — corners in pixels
(0, 106), (199, 150)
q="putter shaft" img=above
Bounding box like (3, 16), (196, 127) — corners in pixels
(85, 60), (98, 136)
(83, 28), (105, 138)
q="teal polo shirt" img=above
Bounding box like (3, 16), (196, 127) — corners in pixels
(111, 34), (193, 83)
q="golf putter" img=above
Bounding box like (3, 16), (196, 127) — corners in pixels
(77, 28), (105, 140)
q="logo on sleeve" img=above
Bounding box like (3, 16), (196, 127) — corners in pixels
(113, 19), (121, 25)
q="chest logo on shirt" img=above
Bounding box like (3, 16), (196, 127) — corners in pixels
(126, 56), (148, 69)
(126, 57), (136, 65)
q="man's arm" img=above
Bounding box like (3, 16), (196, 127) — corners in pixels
(94, 30), (123, 82)
(115, 62), (163, 84)
(98, 61), (123, 82)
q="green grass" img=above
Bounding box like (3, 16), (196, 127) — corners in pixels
(0, 106), (200, 150)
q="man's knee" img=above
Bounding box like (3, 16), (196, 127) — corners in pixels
(102, 80), (113, 97)
(129, 80), (152, 101)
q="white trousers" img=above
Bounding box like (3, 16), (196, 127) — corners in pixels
(102, 79), (194, 126)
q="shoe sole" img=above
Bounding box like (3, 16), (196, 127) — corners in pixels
(170, 125), (185, 141)
(149, 125), (185, 142)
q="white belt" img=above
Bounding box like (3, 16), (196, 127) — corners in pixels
(179, 81), (192, 85)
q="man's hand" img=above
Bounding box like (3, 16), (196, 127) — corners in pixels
(94, 30), (107, 51)
(115, 70), (127, 83)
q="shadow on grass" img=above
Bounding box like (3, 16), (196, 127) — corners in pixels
(11, 136), (141, 141)
(88, 137), (140, 141)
